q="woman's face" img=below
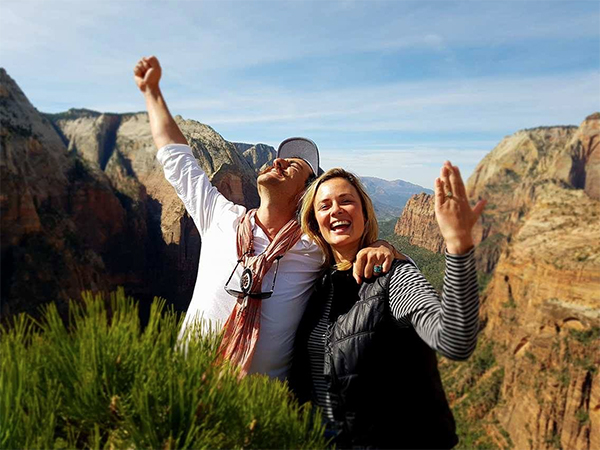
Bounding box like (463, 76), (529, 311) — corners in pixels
(314, 177), (365, 258)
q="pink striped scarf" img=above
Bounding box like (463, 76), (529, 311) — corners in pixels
(217, 209), (302, 376)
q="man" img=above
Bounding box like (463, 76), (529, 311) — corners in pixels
(134, 56), (397, 380)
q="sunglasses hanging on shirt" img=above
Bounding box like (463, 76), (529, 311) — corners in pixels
(224, 256), (282, 300)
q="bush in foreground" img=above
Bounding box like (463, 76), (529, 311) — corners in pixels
(1, 289), (326, 449)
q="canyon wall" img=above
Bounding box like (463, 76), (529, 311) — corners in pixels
(394, 114), (600, 449)
(1, 69), (259, 320)
(393, 192), (444, 253)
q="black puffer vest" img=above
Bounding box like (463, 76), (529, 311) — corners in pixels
(290, 259), (458, 449)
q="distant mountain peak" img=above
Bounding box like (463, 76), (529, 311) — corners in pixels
(360, 176), (433, 221)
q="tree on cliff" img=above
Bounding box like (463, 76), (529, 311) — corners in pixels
(0, 289), (327, 449)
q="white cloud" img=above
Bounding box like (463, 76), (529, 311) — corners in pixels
(1, 0), (597, 186)
(171, 71), (599, 134)
(3, 0), (597, 78)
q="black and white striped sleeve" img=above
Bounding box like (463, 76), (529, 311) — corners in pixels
(388, 248), (479, 361)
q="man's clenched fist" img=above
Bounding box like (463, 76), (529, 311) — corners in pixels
(134, 56), (161, 93)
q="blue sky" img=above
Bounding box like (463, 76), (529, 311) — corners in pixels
(1, 0), (599, 188)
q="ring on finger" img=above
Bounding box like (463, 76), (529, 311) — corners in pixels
(446, 191), (453, 198)
(373, 264), (383, 275)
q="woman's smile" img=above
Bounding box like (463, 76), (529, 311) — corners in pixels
(330, 220), (351, 232)
(314, 177), (365, 262)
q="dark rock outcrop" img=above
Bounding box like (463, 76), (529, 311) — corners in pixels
(1, 69), (259, 321)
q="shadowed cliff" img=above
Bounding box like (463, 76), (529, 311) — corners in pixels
(1, 69), (260, 321)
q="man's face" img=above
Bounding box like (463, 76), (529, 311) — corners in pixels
(257, 157), (313, 201)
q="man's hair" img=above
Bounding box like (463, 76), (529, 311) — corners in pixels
(305, 172), (317, 190)
(299, 167), (379, 268)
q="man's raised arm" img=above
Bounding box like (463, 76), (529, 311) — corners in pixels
(134, 56), (187, 149)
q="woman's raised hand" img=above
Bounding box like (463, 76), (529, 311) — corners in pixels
(434, 161), (486, 255)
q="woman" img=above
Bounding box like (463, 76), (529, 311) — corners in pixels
(291, 162), (486, 449)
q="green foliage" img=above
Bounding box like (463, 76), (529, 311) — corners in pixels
(377, 219), (397, 238)
(478, 232), (506, 250)
(573, 355), (597, 374)
(378, 224), (446, 292)
(544, 432), (562, 450)
(576, 409), (589, 425)
(67, 157), (95, 184)
(568, 327), (600, 344)
(471, 340), (496, 378)
(499, 424), (514, 449)
(452, 368), (504, 450)
(524, 351), (536, 363)
(503, 169), (521, 183)
(440, 339), (504, 449)
(550, 367), (570, 388)
(6, 123), (33, 138)
(44, 109), (102, 121)
(501, 297), (517, 309)
(0, 289), (326, 449)
(478, 271), (493, 294)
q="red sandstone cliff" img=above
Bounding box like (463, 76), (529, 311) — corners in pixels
(394, 193), (444, 253)
(479, 182), (599, 450)
(0, 70), (259, 320)
(394, 114), (600, 449)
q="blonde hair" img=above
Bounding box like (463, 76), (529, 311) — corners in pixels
(300, 168), (379, 270)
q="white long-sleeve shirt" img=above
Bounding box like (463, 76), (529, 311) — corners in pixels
(157, 143), (324, 379)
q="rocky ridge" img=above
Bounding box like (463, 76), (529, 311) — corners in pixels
(233, 142), (277, 174)
(362, 176), (433, 221)
(393, 192), (444, 252)
(394, 114), (600, 449)
(480, 181), (599, 450)
(1, 69), (259, 320)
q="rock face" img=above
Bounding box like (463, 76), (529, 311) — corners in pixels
(233, 142), (276, 174)
(393, 193), (444, 252)
(466, 119), (598, 274)
(1, 69), (259, 321)
(1, 71), (128, 319)
(394, 114), (600, 449)
(481, 183), (599, 450)
(396, 116), (598, 272)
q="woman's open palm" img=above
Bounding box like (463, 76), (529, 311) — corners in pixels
(434, 161), (486, 254)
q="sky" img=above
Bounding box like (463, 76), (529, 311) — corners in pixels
(1, 0), (599, 188)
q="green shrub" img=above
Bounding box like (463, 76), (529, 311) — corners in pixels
(477, 271), (493, 294)
(377, 229), (446, 292)
(452, 368), (504, 450)
(576, 409), (589, 425)
(471, 340), (496, 377)
(440, 339), (502, 449)
(0, 289), (326, 449)
(568, 327), (600, 344)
